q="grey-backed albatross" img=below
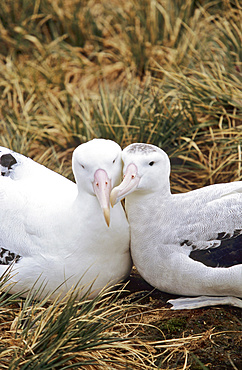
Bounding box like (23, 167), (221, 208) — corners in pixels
(111, 143), (242, 309)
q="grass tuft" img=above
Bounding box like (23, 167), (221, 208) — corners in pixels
(0, 0), (241, 368)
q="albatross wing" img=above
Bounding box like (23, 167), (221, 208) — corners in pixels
(0, 140), (131, 300)
(111, 143), (242, 309)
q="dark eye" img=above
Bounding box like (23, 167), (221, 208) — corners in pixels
(81, 164), (85, 169)
(113, 159), (116, 164)
(149, 161), (155, 166)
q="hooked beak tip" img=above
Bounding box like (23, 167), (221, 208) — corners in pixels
(92, 169), (111, 226)
(110, 163), (140, 206)
(103, 207), (110, 227)
(110, 188), (119, 208)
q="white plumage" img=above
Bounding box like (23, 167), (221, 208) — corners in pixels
(111, 143), (242, 309)
(0, 139), (131, 299)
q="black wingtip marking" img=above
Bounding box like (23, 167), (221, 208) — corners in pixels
(0, 247), (22, 265)
(190, 236), (242, 268)
(180, 240), (192, 246)
(0, 153), (17, 169)
(217, 229), (242, 240)
(181, 229), (242, 268)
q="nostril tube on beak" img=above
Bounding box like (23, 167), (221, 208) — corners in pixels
(93, 169), (111, 226)
(110, 163), (140, 207)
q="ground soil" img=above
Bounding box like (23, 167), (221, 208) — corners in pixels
(122, 268), (242, 369)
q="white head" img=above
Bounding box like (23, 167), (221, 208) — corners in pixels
(110, 143), (171, 205)
(72, 139), (122, 225)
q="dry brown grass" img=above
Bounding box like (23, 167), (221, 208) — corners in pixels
(0, 0), (241, 368)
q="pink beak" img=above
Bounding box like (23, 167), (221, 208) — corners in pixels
(110, 163), (140, 207)
(93, 169), (111, 226)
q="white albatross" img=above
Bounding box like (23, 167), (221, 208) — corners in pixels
(110, 143), (242, 309)
(0, 139), (131, 299)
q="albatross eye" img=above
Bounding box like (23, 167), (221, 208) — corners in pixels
(149, 161), (155, 166)
(113, 159), (116, 164)
(81, 164), (85, 169)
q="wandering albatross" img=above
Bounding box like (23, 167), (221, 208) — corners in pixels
(0, 139), (131, 299)
(110, 143), (242, 309)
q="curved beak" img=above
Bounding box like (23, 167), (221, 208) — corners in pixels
(110, 163), (140, 207)
(93, 169), (111, 226)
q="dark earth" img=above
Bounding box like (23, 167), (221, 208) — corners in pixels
(122, 267), (242, 369)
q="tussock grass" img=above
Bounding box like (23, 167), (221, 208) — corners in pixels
(1, 272), (241, 369)
(0, 273), (157, 369)
(0, 0), (241, 187)
(0, 0), (241, 368)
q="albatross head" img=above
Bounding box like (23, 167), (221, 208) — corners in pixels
(110, 143), (171, 206)
(72, 139), (122, 226)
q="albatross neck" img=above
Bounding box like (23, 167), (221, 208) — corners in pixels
(125, 183), (172, 211)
